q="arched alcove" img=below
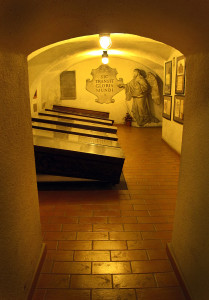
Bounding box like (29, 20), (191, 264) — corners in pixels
(27, 33), (184, 153)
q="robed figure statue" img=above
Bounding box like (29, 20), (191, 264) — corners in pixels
(118, 69), (160, 126)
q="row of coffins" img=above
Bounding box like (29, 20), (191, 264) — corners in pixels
(32, 105), (125, 184)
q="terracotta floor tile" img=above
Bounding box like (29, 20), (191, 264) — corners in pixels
(136, 287), (186, 300)
(137, 216), (169, 224)
(109, 231), (141, 240)
(93, 210), (121, 217)
(46, 216), (78, 224)
(121, 210), (149, 217)
(141, 231), (172, 240)
(113, 274), (156, 288)
(92, 261), (131, 274)
(66, 210), (93, 217)
(147, 249), (169, 260)
(45, 241), (58, 250)
(45, 289), (90, 300)
(92, 289), (136, 300)
(129, 189), (177, 195)
(133, 204), (148, 210)
(131, 194), (176, 200)
(40, 210), (66, 217)
(93, 224), (123, 231)
(41, 224), (62, 232)
(127, 240), (163, 250)
(63, 204), (82, 211)
(58, 241), (92, 250)
(124, 224), (154, 231)
(155, 272), (179, 287)
(79, 217), (107, 224)
(147, 204), (176, 210)
(62, 224), (92, 232)
(32, 289), (46, 300)
(161, 239), (172, 248)
(34, 126), (185, 299)
(41, 259), (53, 273)
(93, 241), (127, 250)
(131, 260), (172, 273)
(44, 232), (76, 241)
(108, 217), (138, 224)
(36, 274), (70, 288)
(53, 261), (91, 274)
(81, 204), (119, 211)
(74, 250), (110, 261)
(70, 275), (112, 288)
(77, 232), (108, 240)
(111, 250), (148, 261)
(124, 199), (146, 205)
(149, 210), (175, 216)
(120, 204), (134, 210)
(155, 223), (173, 231)
(46, 250), (74, 261)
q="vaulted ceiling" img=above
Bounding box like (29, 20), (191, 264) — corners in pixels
(28, 33), (181, 86)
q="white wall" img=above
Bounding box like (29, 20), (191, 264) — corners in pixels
(162, 50), (184, 154)
(28, 40), (184, 154)
(30, 56), (164, 124)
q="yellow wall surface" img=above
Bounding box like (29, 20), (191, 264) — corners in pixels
(31, 56), (164, 124)
(162, 50), (184, 154)
(0, 51), (43, 300)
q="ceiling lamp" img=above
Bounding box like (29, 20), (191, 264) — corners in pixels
(99, 33), (112, 49)
(102, 51), (109, 64)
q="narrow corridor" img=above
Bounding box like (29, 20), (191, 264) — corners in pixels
(33, 125), (185, 300)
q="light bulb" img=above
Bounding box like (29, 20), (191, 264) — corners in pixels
(102, 56), (109, 64)
(99, 34), (112, 49)
(102, 51), (109, 64)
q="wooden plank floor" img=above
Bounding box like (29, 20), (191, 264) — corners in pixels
(33, 125), (186, 300)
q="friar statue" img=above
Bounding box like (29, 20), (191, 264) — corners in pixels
(118, 68), (160, 126)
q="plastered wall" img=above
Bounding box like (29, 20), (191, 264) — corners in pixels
(171, 52), (209, 300)
(29, 44), (184, 153)
(30, 56), (164, 124)
(162, 50), (184, 154)
(0, 51), (43, 299)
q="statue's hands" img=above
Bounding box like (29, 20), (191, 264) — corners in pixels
(118, 83), (125, 88)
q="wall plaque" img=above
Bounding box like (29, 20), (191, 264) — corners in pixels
(86, 65), (123, 104)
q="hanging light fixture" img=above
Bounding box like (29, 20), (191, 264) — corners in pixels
(99, 33), (112, 49)
(102, 51), (109, 64)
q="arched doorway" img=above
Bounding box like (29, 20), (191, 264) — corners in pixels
(0, 1), (208, 299)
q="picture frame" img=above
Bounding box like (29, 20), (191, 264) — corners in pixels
(173, 95), (184, 124)
(175, 56), (186, 94)
(164, 61), (172, 95)
(163, 96), (172, 120)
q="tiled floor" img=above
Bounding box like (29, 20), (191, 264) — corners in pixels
(33, 125), (186, 300)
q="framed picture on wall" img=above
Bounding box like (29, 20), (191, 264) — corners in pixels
(164, 61), (172, 95)
(163, 96), (172, 120)
(173, 95), (184, 124)
(175, 56), (186, 94)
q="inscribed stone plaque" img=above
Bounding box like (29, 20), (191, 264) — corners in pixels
(86, 65), (123, 104)
(60, 71), (76, 99)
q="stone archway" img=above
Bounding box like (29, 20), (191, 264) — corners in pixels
(0, 1), (208, 299)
